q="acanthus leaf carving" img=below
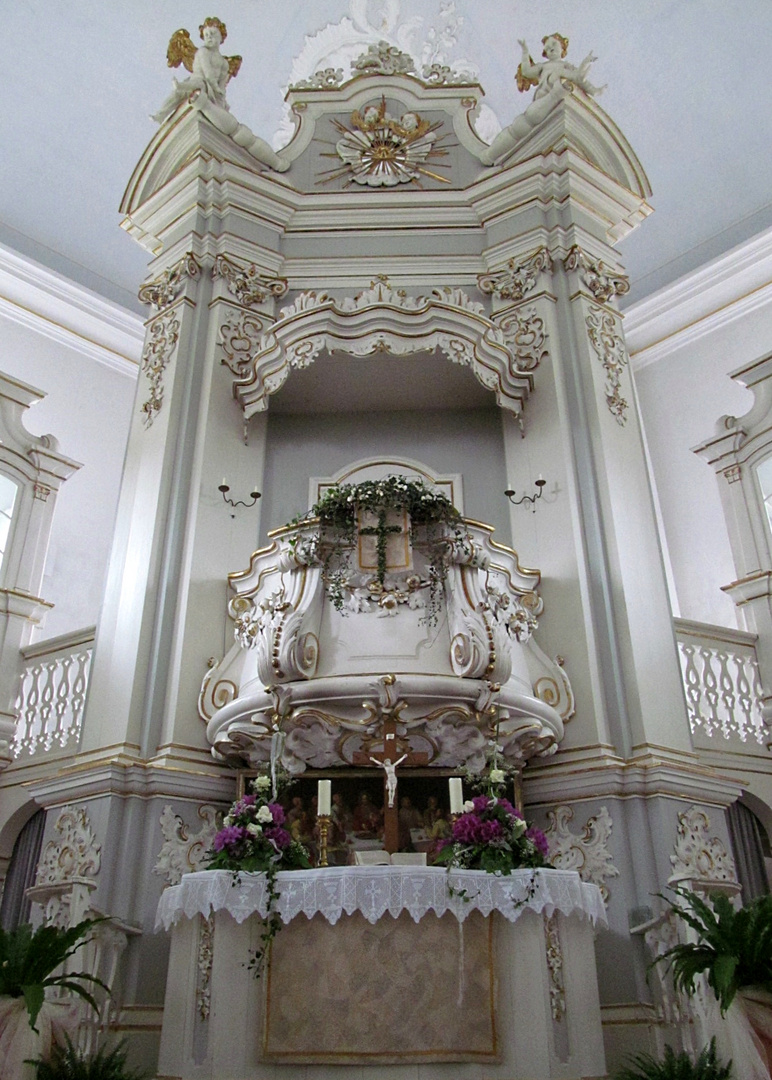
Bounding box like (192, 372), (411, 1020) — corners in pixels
(564, 246), (630, 303)
(422, 62), (472, 86)
(140, 310), (180, 427)
(218, 307), (271, 377)
(544, 805), (619, 903)
(35, 805), (101, 886)
(290, 67), (344, 90)
(544, 913), (566, 1022)
(138, 253), (200, 311)
(668, 805), (739, 886)
(351, 40), (415, 76)
(153, 804), (220, 887)
(477, 248), (553, 301)
(212, 254), (288, 307)
(585, 305), (629, 426)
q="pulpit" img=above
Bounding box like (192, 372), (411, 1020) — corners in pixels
(156, 866), (607, 1079)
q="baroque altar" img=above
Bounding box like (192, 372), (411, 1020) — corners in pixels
(156, 866), (606, 1077)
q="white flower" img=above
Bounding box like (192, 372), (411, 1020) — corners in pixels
(253, 775), (271, 791)
(462, 800), (475, 813)
(223, 814), (233, 826)
(256, 805), (273, 823)
(512, 818), (526, 838)
(247, 823), (263, 836)
(490, 768), (505, 784)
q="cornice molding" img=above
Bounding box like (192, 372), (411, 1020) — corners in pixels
(0, 242), (143, 377)
(624, 225), (772, 371)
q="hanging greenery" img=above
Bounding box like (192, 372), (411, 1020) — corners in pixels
(289, 476), (475, 623)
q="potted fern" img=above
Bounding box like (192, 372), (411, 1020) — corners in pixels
(29, 1034), (147, 1080)
(654, 889), (772, 1076)
(0, 919), (107, 1080)
(615, 1038), (732, 1079)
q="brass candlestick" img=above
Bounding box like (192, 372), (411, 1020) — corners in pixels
(318, 814), (330, 867)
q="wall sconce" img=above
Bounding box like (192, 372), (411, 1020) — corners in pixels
(219, 479), (261, 511)
(504, 477), (546, 511)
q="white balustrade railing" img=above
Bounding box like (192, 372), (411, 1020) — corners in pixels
(13, 626), (94, 757)
(674, 618), (769, 750)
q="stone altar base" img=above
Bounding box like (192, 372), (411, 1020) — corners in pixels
(156, 868), (607, 1079)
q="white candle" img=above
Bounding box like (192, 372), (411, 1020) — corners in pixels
(318, 779), (331, 817)
(220, 476), (227, 488)
(449, 777), (463, 815)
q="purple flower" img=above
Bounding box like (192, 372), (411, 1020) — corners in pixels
(265, 826), (291, 850)
(526, 826), (550, 858)
(478, 819), (504, 843)
(233, 795), (256, 816)
(472, 795), (491, 814)
(267, 802), (285, 825)
(213, 825), (246, 851)
(498, 798), (519, 818)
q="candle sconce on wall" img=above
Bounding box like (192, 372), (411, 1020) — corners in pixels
(219, 479), (261, 516)
(504, 477), (546, 512)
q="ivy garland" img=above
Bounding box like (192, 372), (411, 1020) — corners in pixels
(289, 476), (475, 624)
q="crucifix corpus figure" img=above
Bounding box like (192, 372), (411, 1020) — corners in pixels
(370, 753), (407, 808)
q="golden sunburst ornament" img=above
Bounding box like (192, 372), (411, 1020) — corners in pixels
(318, 97), (452, 188)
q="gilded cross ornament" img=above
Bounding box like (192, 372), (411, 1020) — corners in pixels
(564, 247), (630, 303)
(585, 305), (629, 426)
(319, 97), (452, 188)
(213, 255), (288, 307)
(477, 248), (552, 301)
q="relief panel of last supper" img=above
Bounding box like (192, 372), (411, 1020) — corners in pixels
(19, 4), (753, 1079)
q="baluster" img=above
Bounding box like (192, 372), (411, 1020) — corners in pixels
(69, 650), (92, 748)
(39, 660), (58, 751)
(23, 663), (44, 754)
(700, 646), (721, 737)
(745, 652), (766, 745)
(716, 649), (736, 737)
(734, 655), (754, 742)
(679, 643), (703, 735)
(54, 655), (73, 746)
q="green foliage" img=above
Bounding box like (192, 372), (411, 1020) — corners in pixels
(0, 919), (108, 1031)
(614, 1038), (732, 1080)
(290, 476), (475, 623)
(29, 1035), (147, 1080)
(653, 888), (772, 1013)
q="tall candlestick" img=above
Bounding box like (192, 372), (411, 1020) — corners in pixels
(318, 779), (331, 817)
(449, 777), (463, 815)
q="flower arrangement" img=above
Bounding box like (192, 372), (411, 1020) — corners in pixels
(207, 773), (311, 874)
(206, 770), (311, 977)
(289, 475), (476, 623)
(433, 792), (549, 875)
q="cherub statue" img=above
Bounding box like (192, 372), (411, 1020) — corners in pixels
(152, 17), (241, 124)
(151, 17), (289, 172)
(480, 34), (606, 166)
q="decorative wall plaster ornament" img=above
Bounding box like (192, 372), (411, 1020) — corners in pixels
(140, 311), (180, 427)
(564, 247), (630, 302)
(291, 67), (344, 90)
(321, 99), (451, 188)
(543, 913), (566, 1021)
(218, 308), (271, 378)
(422, 62), (471, 85)
(544, 805), (619, 903)
(196, 914), (215, 1020)
(212, 255), (288, 307)
(34, 806), (101, 886)
(496, 306), (550, 371)
(480, 34), (605, 166)
(724, 464), (742, 484)
(477, 248), (553, 301)
(351, 40), (415, 76)
(198, 657), (238, 722)
(585, 306), (629, 426)
(668, 806), (738, 885)
(33, 483), (51, 501)
(154, 805), (220, 887)
(137, 253), (201, 312)
(151, 18), (289, 172)
(485, 585), (539, 643)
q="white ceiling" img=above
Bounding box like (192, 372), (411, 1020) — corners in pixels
(2, 1), (770, 313)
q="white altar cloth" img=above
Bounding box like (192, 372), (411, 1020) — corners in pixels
(155, 865), (606, 930)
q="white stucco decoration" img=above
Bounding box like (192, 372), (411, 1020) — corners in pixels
(224, 282), (535, 420)
(154, 805), (220, 887)
(34, 805), (101, 886)
(668, 806), (739, 886)
(276, 0), (494, 150)
(543, 805), (619, 903)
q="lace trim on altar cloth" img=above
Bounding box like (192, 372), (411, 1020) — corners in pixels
(155, 866), (607, 930)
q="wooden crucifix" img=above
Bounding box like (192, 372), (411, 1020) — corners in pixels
(352, 715), (428, 853)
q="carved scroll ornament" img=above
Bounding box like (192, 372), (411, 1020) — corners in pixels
(585, 305), (629, 426)
(34, 805), (101, 886)
(477, 248), (552, 302)
(213, 254), (288, 307)
(137, 253), (200, 311)
(544, 805), (619, 902)
(668, 806), (738, 885)
(564, 247), (629, 303)
(140, 310), (180, 427)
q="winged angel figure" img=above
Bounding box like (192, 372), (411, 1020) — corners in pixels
(480, 33), (605, 166)
(151, 17), (289, 172)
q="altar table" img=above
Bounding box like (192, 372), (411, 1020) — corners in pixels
(156, 866), (607, 1079)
